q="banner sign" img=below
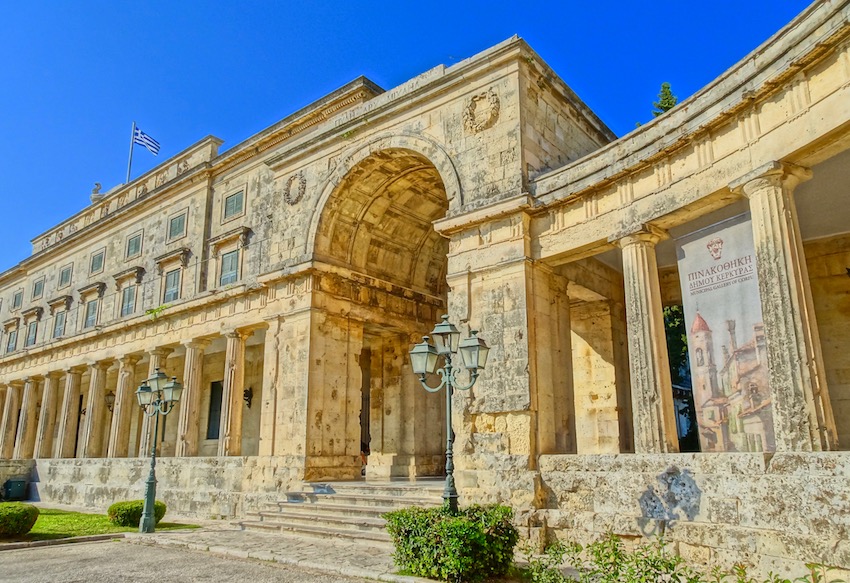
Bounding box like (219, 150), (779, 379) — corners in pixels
(675, 213), (775, 452)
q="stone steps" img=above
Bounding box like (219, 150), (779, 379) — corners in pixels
(239, 478), (445, 543)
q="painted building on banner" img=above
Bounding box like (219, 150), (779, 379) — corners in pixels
(1, 0), (850, 576)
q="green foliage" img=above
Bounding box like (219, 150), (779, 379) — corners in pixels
(653, 82), (678, 117)
(0, 502), (39, 537)
(107, 500), (166, 527)
(384, 504), (519, 583)
(522, 534), (844, 583)
(145, 304), (170, 321)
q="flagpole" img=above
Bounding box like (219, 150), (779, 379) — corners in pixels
(126, 121), (136, 183)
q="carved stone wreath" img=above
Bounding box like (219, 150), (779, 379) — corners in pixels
(463, 89), (500, 134)
(283, 172), (307, 205)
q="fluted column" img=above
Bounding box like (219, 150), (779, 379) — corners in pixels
(33, 372), (62, 458)
(732, 161), (837, 451)
(79, 361), (111, 458)
(175, 339), (209, 457)
(0, 382), (21, 459)
(13, 377), (41, 459)
(618, 227), (679, 453)
(55, 368), (84, 458)
(218, 330), (248, 456)
(139, 347), (173, 457)
(106, 355), (141, 458)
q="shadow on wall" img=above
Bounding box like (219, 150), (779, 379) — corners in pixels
(638, 466), (701, 536)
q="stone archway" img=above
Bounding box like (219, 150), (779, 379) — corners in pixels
(304, 145), (453, 480)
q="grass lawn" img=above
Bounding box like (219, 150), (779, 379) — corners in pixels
(5, 508), (199, 542)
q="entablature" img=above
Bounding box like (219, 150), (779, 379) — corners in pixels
(209, 226), (251, 257)
(78, 282), (106, 300)
(113, 266), (146, 289)
(47, 295), (73, 314)
(154, 248), (191, 275)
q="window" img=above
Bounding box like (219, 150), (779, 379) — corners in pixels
(24, 321), (37, 347)
(120, 285), (136, 317)
(12, 290), (22, 310)
(90, 250), (105, 274)
(5, 329), (17, 353)
(126, 233), (142, 258)
(163, 269), (181, 303)
(168, 212), (187, 240)
(58, 264), (73, 288)
(32, 278), (44, 300)
(52, 311), (66, 339)
(219, 250), (239, 286)
(206, 381), (223, 439)
(84, 299), (98, 328)
(223, 191), (244, 220)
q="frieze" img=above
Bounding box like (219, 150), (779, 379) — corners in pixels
(463, 88), (500, 134)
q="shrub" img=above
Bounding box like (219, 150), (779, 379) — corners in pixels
(384, 504), (519, 583)
(0, 502), (40, 537)
(107, 500), (166, 527)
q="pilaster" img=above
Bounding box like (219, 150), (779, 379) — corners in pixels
(731, 161), (837, 451)
(33, 372), (62, 458)
(218, 330), (248, 456)
(617, 227), (679, 453)
(0, 382), (21, 459)
(259, 316), (282, 456)
(79, 361), (112, 458)
(55, 368), (84, 458)
(106, 355), (141, 458)
(13, 377), (41, 459)
(175, 339), (209, 457)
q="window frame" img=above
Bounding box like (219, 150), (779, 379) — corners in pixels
(5, 328), (17, 353)
(163, 269), (181, 303)
(24, 320), (37, 347)
(221, 188), (246, 223)
(125, 231), (143, 260)
(11, 290), (23, 311)
(31, 277), (45, 300)
(58, 263), (73, 289)
(83, 298), (99, 329)
(219, 249), (239, 286)
(167, 209), (188, 242)
(120, 284), (136, 317)
(90, 248), (106, 275)
(52, 310), (66, 339)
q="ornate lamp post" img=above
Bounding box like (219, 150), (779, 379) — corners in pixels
(409, 315), (489, 512)
(135, 367), (182, 533)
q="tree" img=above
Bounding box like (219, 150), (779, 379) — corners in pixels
(652, 82), (678, 117)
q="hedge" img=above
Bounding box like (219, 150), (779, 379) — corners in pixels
(384, 504), (519, 583)
(107, 500), (167, 527)
(0, 502), (40, 537)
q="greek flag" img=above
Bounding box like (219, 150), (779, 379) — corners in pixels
(133, 127), (161, 155)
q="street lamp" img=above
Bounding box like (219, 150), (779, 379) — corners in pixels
(135, 367), (182, 533)
(410, 315), (489, 512)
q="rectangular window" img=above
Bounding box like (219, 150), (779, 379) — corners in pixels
(163, 269), (181, 303)
(90, 250), (105, 274)
(53, 310), (66, 339)
(219, 249), (239, 286)
(126, 233), (142, 258)
(32, 278), (44, 300)
(120, 285), (136, 317)
(168, 213), (186, 240)
(206, 381), (223, 439)
(58, 264), (73, 288)
(12, 291), (22, 310)
(84, 299), (98, 328)
(223, 191), (244, 219)
(24, 321), (37, 347)
(5, 329), (17, 353)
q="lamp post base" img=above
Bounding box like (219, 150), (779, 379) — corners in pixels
(139, 470), (157, 533)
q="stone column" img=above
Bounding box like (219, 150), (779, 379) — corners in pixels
(617, 227), (679, 453)
(0, 383), (21, 459)
(33, 372), (62, 458)
(139, 347), (172, 457)
(218, 330), (248, 457)
(175, 339), (209, 457)
(13, 377), (41, 459)
(79, 361), (111, 458)
(55, 368), (84, 458)
(106, 355), (141, 458)
(731, 162), (837, 451)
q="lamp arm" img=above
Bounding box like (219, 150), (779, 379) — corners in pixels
(142, 405), (159, 418)
(451, 368), (479, 392)
(417, 368), (448, 393)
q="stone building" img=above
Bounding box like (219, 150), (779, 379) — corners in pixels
(1, 0), (850, 575)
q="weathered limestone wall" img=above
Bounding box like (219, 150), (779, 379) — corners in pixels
(0, 459), (34, 497)
(31, 456), (303, 518)
(538, 453), (850, 578)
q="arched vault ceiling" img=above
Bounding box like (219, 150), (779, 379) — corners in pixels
(315, 149), (449, 297)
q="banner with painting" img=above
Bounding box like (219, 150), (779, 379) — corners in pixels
(675, 213), (775, 452)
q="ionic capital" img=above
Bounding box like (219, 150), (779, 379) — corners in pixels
(181, 338), (211, 350)
(147, 347), (174, 359)
(729, 161), (812, 198)
(118, 354), (142, 367)
(612, 224), (669, 248)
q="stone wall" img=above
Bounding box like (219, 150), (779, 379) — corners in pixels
(0, 459), (34, 499)
(30, 456), (304, 518)
(537, 453), (850, 578)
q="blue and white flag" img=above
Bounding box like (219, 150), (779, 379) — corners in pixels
(133, 127), (161, 156)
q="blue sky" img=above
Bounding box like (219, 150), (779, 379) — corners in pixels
(0, 1), (812, 272)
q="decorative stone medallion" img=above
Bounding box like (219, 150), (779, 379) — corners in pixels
(463, 89), (500, 134)
(283, 172), (307, 205)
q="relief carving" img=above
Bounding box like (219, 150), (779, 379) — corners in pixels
(155, 171), (167, 188)
(463, 88), (500, 134)
(177, 159), (189, 176)
(282, 172), (307, 205)
(137, 183), (148, 198)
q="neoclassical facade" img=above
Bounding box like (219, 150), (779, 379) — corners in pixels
(1, 1), (849, 575)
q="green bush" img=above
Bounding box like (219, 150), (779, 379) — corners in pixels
(0, 502), (40, 537)
(107, 500), (166, 527)
(384, 504), (519, 583)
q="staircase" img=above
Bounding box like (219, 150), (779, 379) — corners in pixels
(239, 478), (445, 543)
